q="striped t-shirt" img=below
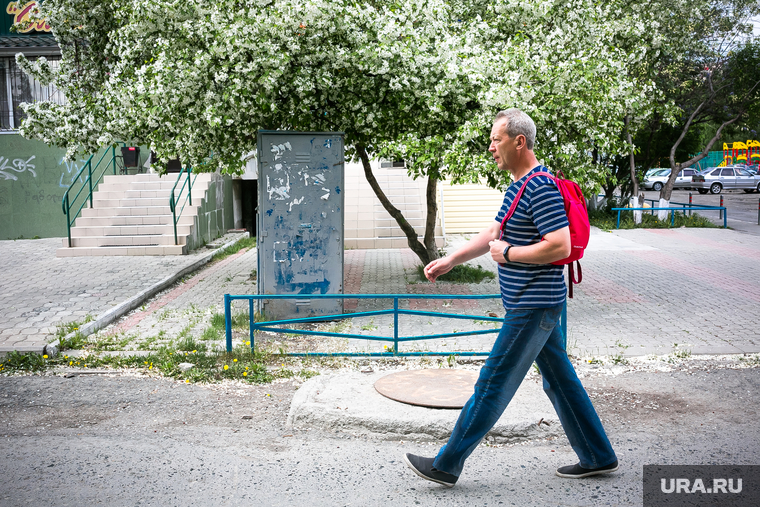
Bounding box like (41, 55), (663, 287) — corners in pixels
(494, 166), (569, 309)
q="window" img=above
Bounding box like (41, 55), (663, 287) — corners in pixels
(721, 168), (734, 177)
(0, 56), (65, 131)
(711, 169), (722, 176)
(684, 170), (695, 176)
(380, 160), (406, 169)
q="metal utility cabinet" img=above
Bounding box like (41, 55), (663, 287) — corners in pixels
(256, 131), (345, 320)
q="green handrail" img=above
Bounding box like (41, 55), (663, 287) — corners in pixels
(61, 146), (118, 247)
(169, 166), (197, 245)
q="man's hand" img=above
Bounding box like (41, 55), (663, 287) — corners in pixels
(423, 257), (455, 283)
(489, 240), (510, 263)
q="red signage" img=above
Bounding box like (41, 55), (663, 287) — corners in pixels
(6, 1), (51, 33)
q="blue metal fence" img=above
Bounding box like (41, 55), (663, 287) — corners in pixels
(611, 205), (727, 228)
(224, 294), (568, 357)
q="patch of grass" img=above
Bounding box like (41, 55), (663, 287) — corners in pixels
(0, 351), (48, 373)
(201, 326), (220, 341)
(212, 236), (257, 261)
(211, 312), (226, 330)
(415, 263), (496, 283)
(55, 315), (95, 350)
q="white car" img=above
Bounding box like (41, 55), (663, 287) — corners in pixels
(642, 168), (699, 191)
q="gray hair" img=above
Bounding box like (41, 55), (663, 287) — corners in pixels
(494, 109), (536, 150)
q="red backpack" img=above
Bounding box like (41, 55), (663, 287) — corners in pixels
(498, 171), (590, 297)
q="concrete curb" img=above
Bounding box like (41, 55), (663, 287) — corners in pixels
(287, 370), (562, 443)
(44, 233), (248, 357)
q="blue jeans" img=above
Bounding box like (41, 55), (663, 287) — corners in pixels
(432, 304), (617, 477)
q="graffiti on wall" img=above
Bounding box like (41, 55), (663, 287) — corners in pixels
(58, 158), (87, 188)
(0, 155), (36, 181)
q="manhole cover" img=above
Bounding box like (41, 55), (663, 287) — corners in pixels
(374, 369), (478, 409)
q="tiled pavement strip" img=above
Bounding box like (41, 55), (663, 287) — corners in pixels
(1, 226), (759, 358)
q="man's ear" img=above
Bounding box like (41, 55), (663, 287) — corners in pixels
(515, 134), (527, 150)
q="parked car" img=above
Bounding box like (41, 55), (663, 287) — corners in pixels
(691, 166), (760, 194)
(642, 169), (670, 191)
(642, 168), (699, 191)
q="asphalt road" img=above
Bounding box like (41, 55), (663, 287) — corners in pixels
(2, 356), (758, 507)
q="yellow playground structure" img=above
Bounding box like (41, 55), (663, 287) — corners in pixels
(720, 140), (760, 166)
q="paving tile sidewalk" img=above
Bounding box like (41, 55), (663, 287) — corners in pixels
(3, 226), (759, 358)
(0, 234), (245, 354)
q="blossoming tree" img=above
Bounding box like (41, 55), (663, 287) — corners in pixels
(19, 0), (659, 264)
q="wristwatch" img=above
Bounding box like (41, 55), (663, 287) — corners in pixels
(503, 245), (512, 262)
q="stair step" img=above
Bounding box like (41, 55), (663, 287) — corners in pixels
(74, 215), (194, 227)
(64, 234), (188, 247)
(70, 224), (192, 237)
(81, 205), (199, 217)
(56, 244), (188, 257)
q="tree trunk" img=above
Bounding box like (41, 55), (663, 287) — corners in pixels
(356, 145), (435, 265)
(625, 116), (642, 225)
(423, 174), (440, 263)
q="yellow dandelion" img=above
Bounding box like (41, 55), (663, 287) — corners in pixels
(192, 350), (197, 353)
(245, 341), (250, 345)
(243, 372), (248, 377)
(233, 358), (238, 362)
(64, 356), (68, 359)
(245, 366), (249, 370)
(149, 365), (153, 370)
(43, 355), (48, 359)
(185, 379), (190, 383)
(144, 361), (148, 365)
(69, 361), (72, 366)
(224, 365), (229, 370)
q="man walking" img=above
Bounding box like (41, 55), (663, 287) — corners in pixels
(403, 109), (618, 487)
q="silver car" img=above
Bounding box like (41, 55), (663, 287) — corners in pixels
(691, 166), (760, 194)
(642, 168), (699, 191)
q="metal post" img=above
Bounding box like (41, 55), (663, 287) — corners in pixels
(671, 209), (675, 226)
(719, 195), (723, 219)
(393, 297), (399, 354)
(65, 193), (71, 247)
(560, 299), (567, 350)
(112, 146), (116, 175)
(757, 198), (760, 225)
(88, 160), (93, 208)
(616, 210), (621, 229)
(225, 294), (232, 352)
(689, 192), (692, 216)
(249, 298), (254, 352)
(187, 166), (192, 206)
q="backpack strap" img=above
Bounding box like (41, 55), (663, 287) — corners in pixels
(499, 171), (555, 240)
(567, 261), (582, 298)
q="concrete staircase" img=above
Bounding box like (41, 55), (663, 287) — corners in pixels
(56, 173), (213, 257)
(344, 163), (443, 249)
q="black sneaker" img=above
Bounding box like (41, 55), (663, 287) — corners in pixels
(556, 460), (619, 478)
(403, 453), (458, 487)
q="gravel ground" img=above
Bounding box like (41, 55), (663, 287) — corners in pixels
(1, 355), (759, 506)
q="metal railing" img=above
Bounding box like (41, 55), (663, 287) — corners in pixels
(61, 147), (118, 247)
(611, 205), (727, 228)
(169, 166), (196, 245)
(223, 294), (569, 357)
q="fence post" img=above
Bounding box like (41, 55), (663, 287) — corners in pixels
(393, 297), (399, 354)
(225, 294), (232, 352)
(671, 209), (675, 226)
(112, 146), (116, 175)
(689, 192), (692, 216)
(249, 298), (254, 352)
(719, 195), (723, 219)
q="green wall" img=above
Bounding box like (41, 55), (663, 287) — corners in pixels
(0, 134), (105, 240)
